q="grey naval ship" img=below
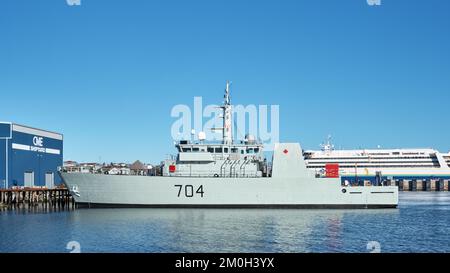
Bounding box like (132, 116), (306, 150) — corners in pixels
(60, 82), (398, 208)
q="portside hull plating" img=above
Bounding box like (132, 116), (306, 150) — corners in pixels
(60, 173), (398, 209)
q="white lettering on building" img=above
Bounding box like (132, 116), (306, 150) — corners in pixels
(33, 136), (43, 147)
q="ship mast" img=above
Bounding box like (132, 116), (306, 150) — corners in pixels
(320, 135), (334, 153)
(222, 81), (233, 144)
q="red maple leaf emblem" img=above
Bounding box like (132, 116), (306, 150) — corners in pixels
(283, 149), (288, 154)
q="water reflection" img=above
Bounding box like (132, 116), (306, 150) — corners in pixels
(44, 208), (398, 252)
(1, 192), (449, 253)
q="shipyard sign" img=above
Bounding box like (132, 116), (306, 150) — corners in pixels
(33, 136), (44, 147)
(12, 135), (61, 155)
(30, 136), (45, 153)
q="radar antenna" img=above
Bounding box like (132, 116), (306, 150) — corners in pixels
(320, 135), (334, 153)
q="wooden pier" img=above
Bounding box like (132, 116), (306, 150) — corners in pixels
(0, 188), (75, 210)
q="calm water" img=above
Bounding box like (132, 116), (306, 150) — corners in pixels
(0, 192), (449, 253)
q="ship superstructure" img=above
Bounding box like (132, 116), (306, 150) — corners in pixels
(162, 82), (267, 178)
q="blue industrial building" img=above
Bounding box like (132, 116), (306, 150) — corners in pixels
(0, 122), (63, 189)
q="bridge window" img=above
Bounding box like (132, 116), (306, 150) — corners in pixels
(193, 147), (199, 152)
(224, 147), (229, 153)
(182, 148), (191, 152)
(215, 148), (223, 153)
(231, 148), (239, 153)
(207, 147), (214, 153)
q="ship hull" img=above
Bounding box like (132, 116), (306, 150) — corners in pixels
(60, 172), (398, 209)
(76, 203), (396, 209)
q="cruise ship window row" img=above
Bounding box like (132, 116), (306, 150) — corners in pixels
(305, 156), (434, 160)
(307, 165), (441, 168)
(307, 162), (439, 166)
(306, 161), (438, 164)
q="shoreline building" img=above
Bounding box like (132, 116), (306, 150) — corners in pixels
(0, 122), (63, 189)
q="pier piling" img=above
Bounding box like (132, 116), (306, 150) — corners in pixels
(402, 180), (411, 191)
(425, 180), (437, 192)
(437, 179), (444, 191)
(416, 180), (424, 191)
(0, 188), (74, 210)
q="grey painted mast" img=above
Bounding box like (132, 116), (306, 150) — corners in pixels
(222, 81), (233, 145)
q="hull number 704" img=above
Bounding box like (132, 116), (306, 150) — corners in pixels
(174, 185), (204, 198)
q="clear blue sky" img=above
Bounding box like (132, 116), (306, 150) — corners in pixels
(1, 0), (449, 164)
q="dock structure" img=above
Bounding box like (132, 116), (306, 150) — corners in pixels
(0, 188), (75, 210)
(397, 179), (450, 191)
(350, 178), (449, 192)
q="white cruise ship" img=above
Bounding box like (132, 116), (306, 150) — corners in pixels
(304, 136), (450, 184)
